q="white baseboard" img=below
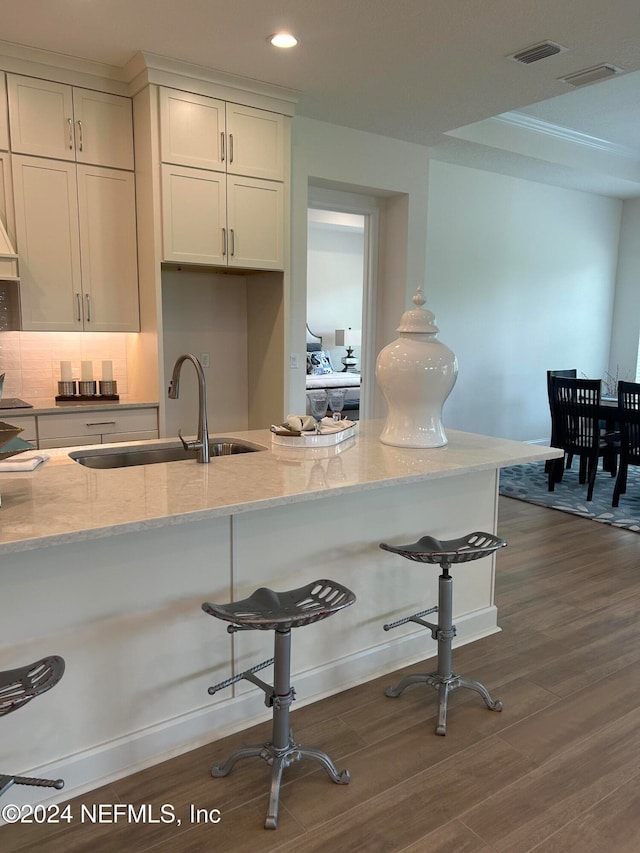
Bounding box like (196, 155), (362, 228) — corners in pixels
(4, 606), (498, 812)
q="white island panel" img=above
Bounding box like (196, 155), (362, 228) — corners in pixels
(233, 469), (499, 700)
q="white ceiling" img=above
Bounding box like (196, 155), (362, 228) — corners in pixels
(1, 0), (640, 195)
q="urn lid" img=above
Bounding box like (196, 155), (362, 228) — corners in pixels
(396, 287), (439, 334)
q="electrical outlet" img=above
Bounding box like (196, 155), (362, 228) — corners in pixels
(289, 353), (299, 369)
(200, 353), (210, 368)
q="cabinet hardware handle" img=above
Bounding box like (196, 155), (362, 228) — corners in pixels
(230, 228), (235, 256)
(222, 227), (227, 256)
(76, 292), (82, 323)
(77, 120), (83, 151)
(85, 293), (91, 322)
(68, 118), (74, 150)
(220, 132), (225, 162)
(86, 421), (116, 427)
(229, 133), (234, 163)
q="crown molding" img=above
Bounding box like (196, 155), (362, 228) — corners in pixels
(495, 111), (639, 160)
(0, 39), (129, 93)
(125, 51), (299, 114)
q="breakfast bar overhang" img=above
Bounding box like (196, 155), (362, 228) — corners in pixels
(0, 421), (560, 805)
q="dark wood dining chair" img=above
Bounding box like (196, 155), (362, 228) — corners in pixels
(548, 376), (618, 501)
(612, 381), (640, 508)
(546, 369), (577, 474)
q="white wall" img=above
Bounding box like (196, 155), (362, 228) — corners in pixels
(307, 222), (364, 369)
(425, 159), (623, 442)
(290, 116), (431, 416)
(161, 268), (249, 436)
(608, 196), (640, 382)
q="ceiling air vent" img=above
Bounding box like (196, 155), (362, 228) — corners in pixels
(509, 41), (567, 64)
(561, 64), (623, 87)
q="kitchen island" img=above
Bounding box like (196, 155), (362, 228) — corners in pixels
(0, 420), (559, 804)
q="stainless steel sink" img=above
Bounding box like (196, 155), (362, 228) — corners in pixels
(69, 438), (266, 469)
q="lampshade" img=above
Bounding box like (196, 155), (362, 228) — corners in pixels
(344, 328), (361, 348)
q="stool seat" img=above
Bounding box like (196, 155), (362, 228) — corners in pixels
(380, 531), (506, 565)
(380, 531), (506, 735)
(0, 656), (65, 718)
(203, 578), (356, 829)
(202, 579), (355, 631)
(1, 656), (65, 798)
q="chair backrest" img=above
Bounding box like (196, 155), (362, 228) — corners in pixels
(546, 369), (577, 399)
(549, 376), (602, 453)
(617, 380), (640, 463)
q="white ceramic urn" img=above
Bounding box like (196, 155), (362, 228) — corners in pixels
(376, 287), (458, 448)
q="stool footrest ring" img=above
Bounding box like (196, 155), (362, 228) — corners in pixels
(207, 657), (274, 696)
(0, 774), (65, 798)
(384, 606), (438, 633)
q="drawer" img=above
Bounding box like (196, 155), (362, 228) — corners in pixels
(40, 435), (101, 450)
(2, 414), (37, 442)
(38, 408), (158, 440)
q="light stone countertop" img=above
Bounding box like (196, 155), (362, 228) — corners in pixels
(0, 420), (560, 555)
(0, 398), (159, 416)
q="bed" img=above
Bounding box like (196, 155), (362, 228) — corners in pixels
(306, 327), (360, 415)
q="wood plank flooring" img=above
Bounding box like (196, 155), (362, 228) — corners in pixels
(3, 497), (640, 852)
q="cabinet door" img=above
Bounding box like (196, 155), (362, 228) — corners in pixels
(159, 88), (225, 171)
(73, 89), (134, 170)
(8, 75), (75, 161)
(12, 155), (82, 331)
(227, 176), (284, 270)
(77, 165), (140, 331)
(226, 104), (285, 181)
(161, 164), (227, 265)
(0, 152), (16, 248)
(0, 73), (8, 152)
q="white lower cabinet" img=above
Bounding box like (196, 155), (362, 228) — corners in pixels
(12, 155), (139, 332)
(36, 408), (158, 449)
(161, 163), (284, 270)
(2, 414), (36, 443)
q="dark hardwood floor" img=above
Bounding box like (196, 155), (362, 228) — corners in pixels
(3, 497), (640, 852)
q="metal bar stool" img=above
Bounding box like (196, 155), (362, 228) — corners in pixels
(380, 531), (507, 736)
(202, 579), (356, 829)
(0, 655), (65, 798)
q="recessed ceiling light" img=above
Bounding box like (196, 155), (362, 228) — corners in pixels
(269, 33), (299, 49)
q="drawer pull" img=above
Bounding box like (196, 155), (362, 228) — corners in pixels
(85, 421), (117, 427)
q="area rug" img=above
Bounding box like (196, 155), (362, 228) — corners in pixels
(499, 460), (640, 533)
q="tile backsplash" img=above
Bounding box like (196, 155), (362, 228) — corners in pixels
(0, 332), (130, 399)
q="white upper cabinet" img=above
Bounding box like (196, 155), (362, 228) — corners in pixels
(12, 156), (82, 331)
(226, 103), (285, 181)
(0, 73), (8, 151)
(227, 176), (284, 269)
(159, 87), (285, 180)
(73, 88), (135, 171)
(7, 75), (134, 170)
(158, 87), (287, 271)
(159, 88), (225, 171)
(13, 155), (139, 332)
(161, 164), (226, 266)
(76, 165), (139, 331)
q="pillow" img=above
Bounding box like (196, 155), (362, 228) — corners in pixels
(306, 350), (334, 375)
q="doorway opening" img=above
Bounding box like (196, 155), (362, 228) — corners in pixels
(306, 187), (378, 420)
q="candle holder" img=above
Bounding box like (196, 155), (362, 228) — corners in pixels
(99, 380), (119, 400)
(57, 380), (77, 398)
(78, 380), (97, 397)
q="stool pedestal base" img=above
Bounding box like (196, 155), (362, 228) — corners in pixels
(385, 671), (503, 736)
(212, 732), (349, 830)
(208, 623), (350, 829)
(379, 536), (507, 736)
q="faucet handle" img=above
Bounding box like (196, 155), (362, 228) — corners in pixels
(178, 429), (195, 451)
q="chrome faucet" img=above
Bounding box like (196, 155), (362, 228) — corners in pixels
(168, 354), (210, 463)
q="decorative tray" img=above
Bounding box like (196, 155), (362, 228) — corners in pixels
(271, 419), (357, 447)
